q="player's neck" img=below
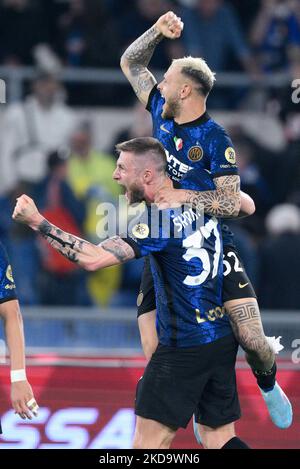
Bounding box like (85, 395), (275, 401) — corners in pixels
(144, 175), (171, 203)
(174, 99), (206, 125)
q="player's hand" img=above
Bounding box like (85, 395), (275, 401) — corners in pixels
(155, 188), (186, 209)
(11, 380), (39, 420)
(155, 11), (184, 40)
(12, 194), (43, 229)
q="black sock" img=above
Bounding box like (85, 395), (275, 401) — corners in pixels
(222, 437), (250, 449)
(253, 362), (277, 392)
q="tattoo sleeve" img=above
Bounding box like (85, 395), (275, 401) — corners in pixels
(100, 236), (135, 262)
(183, 175), (241, 218)
(38, 220), (135, 270)
(225, 301), (275, 371)
(120, 25), (162, 104)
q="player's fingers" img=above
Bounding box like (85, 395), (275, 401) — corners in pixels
(165, 11), (176, 22)
(26, 397), (39, 417)
(19, 402), (32, 420)
(13, 402), (27, 420)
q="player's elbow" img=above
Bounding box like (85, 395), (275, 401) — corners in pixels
(120, 54), (129, 74)
(247, 198), (256, 216)
(81, 259), (99, 272)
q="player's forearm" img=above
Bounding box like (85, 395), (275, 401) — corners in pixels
(181, 176), (241, 218)
(32, 218), (104, 271)
(120, 26), (161, 103)
(121, 25), (163, 71)
(34, 218), (135, 270)
(1, 300), (26, 370)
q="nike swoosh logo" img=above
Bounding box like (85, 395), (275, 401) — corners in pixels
(239, 282), (249, 289)
(160, 124), (171, 134)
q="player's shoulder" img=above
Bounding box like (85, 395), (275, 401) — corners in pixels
(205, 115), (230, 138)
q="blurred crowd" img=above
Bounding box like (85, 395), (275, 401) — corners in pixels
(0, 0), (299, 310)
(0, 0), (299, 72)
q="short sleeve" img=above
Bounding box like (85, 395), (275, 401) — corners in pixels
(121, 207), (172, 258)
(146, 85), (164, 118)
(0, 243), (17, 304)
(208, 127), (239, 178)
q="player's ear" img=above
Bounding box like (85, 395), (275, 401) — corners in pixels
(143, 169), (153, 184)
(180, 83), (192, 99)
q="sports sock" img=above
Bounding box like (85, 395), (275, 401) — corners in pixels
(253, 362), (277, 392)
(222, 437), (250, 449)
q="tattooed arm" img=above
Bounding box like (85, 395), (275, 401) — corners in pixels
(12, 195), (135, 271)
(238, 191), (256, 218)
(156, 175), (241, 218)
(184, 175), (241, 218)
(120, 11), (183, 105)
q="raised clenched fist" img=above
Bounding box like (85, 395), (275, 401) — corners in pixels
(155, 11), (184, 40)
(12, 194), (42, 229)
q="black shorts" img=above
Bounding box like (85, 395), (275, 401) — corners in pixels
(135, 334), (241, 429)
(222, 245), (256, 302)
(136, 246), (256, 317)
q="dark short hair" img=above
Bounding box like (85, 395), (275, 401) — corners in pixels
(180, 66), (213, 97)
(115, 137), (166, 173)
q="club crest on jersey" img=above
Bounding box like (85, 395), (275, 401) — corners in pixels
(225, 147), (236, 164)
(132, 223), (149, 239)
(188, 146), (203, 162)
(173, 137), (183, 151)
(6, 265), (14, 283)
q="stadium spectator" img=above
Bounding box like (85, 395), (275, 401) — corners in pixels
(0, 72), (75, 196)
(259, 204), (300, 309)
(67, 122), (122, 306)
(32, 149), (90, 306)
(235, 137), (273, 217)
(179, 0), (256, 73)
(250, 0), (300, 73)
(55, 0), (119, 67)
(109, 101), (152, 156)
(0, 0), (49, 66)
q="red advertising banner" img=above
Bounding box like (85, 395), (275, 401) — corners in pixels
(0, 359), (299, 449)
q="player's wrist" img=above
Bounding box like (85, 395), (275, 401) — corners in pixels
(10, 369), (27, 383)
(153, 22), (165, 38)
(29, 212), (44, 231)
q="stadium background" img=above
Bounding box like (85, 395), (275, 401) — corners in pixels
(0, 0), (299, 449)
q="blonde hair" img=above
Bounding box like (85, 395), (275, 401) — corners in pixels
(172, 56), (216, 96)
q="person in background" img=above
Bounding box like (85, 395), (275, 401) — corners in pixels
(31, 149), (90, 306)
(250, 0), (300, 73)
(259, 204), (300, 309)
(67, 122), (122, 306)
(0, 72), (75, 196)
(179, 0), (257, 73)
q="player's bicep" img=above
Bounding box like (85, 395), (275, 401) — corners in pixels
(94, 236), (136, 269)
(121, 60), (157, 106)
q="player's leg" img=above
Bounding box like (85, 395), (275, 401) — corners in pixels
(222, 247), (292, 429)
(133, 416), (175, 449)
(197, 422), (249, 449)
(137, 256), (158, 360)
(194, 334), (250, 448)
